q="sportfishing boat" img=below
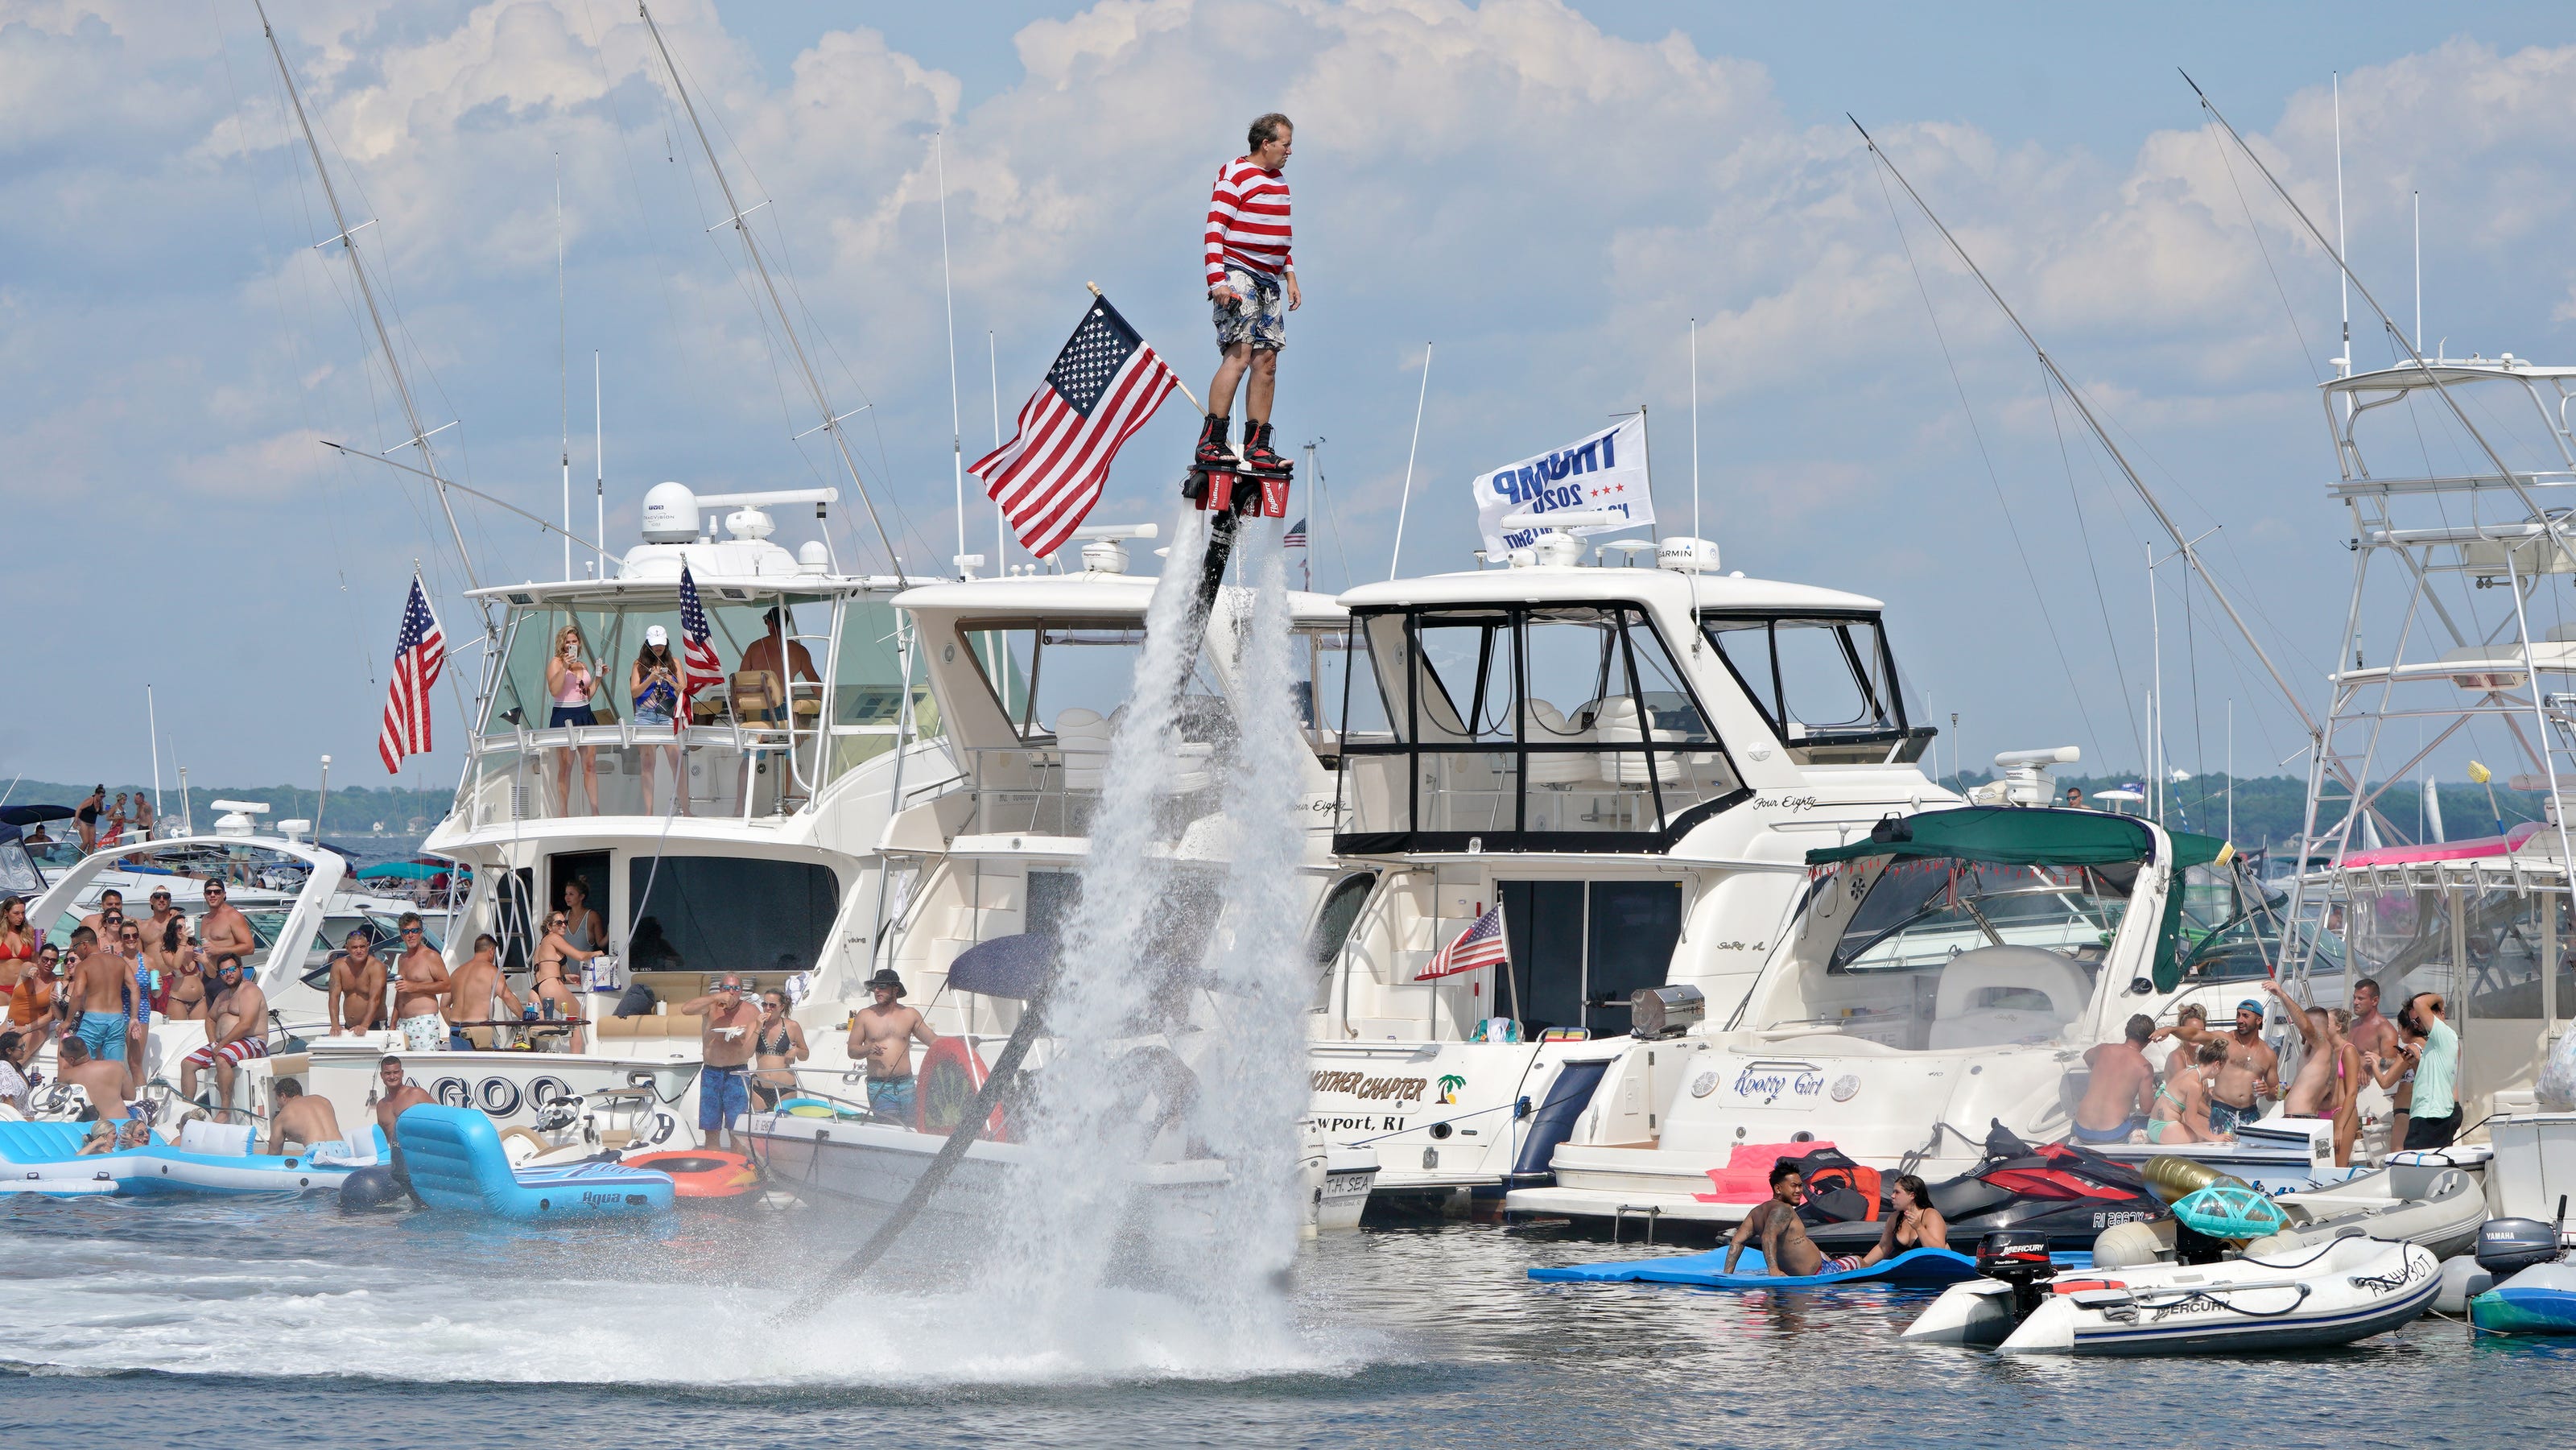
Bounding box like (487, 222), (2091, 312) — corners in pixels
(1303, 530), (1962, 1210)
(281, 482), (954, 1141)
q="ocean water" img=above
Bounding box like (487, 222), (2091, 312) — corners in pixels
(2, 1195), (2567, 1448)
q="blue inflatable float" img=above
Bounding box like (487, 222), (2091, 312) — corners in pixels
(1531, 1245), (1992, 1289)
(396, 1105), (674, 1219)
(0, 1117), (386, 1196)
(2471, 1262), (2576, 1334)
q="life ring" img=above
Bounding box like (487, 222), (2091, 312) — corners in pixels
(626, 1149), (759, 1200)
(477, 1076), (523, 1117)
(915, 1036), (1007, 1141)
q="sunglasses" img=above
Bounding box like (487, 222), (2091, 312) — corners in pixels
(401, 927), (423, 936)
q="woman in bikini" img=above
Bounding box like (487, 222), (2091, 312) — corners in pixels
(531, 911), (599, 1051)
(544, 623), (601, 816)
(0, 896), (37, 997)
(1850, 1174), (1950, 1268)
(2149, 1040), (2234, 1143)
(145, 916), (200, 1018)
(750, 988), (809, 1109)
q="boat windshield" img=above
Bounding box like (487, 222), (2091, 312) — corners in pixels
(959, 620), (1227, 745)
(1775, 857), (2132, 1050)
(1699, 611), (1931, 765)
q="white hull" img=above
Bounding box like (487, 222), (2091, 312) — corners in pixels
(1906, 1237), (2438, 1354)
(744, 1112), (1228, 1229)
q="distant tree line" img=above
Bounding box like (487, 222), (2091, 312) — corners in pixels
(7, 779), (452, 837)
(1932, 771), (2549, 854)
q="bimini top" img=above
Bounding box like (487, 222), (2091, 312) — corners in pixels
(1808, 806), (2233, 992)
(1809, 805), (2227, 870)
(1338, 567), (1883, 615)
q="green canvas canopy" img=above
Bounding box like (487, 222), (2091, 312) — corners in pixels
(1806, 806), (2234, 992)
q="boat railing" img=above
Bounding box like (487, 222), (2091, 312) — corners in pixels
(454, 717), (906, 828)
(942, 742), (1224, 840)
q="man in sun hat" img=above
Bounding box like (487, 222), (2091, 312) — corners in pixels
(847, 969), (939, 1126)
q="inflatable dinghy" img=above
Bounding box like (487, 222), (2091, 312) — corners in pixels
(0, 1118), (382, 1196)
(397, 1105), (674, 1219)
(1905, 1232), (2436, 1354)
(1531, 1246), (1994, 1290)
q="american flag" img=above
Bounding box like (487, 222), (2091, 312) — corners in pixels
(1420, 903), (1509, 981)
(1284, 517), (1307, 548)
(376, 572), (446, 772)
(677, 563), (723, 720)
(969, 295), (1180, 559)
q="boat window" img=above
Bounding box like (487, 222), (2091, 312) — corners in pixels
(1498, 879), (1683, 1036)
(625, 857), (840, 981)
(958, 620), (1231, 746)
(484, 593), (831, 735)
(0, 842), (40, 897)
(1699, 613), (1926, 765)
(1335, 604), (1740, 852)
(1309, 872), (1376, 965)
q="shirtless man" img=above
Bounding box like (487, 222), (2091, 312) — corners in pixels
(142, 886), (180, 942)
(266, 1079), (348, 1157)
(76, 887), (126, 942)
(328, 928), (388, 1036)
(196, 882), (255, 971)
(54, 1037), (134, 1125)
(1724, 1161), (1829, 1278)
(389, 914), (450, 1053)
(180, 956), (268, 1120)
(737, 605), (819, 717)
(676, 973), (766, 1150)
(846, 969), (940, 1125)
(440, 934), (522, 1050)
(2264, 978), (2343, 1119)
(374, 1055), (435, 1204)
(2205, 998), (2279, 1135)
(2325, 1007), (2371, 1167)
(2345, 976), (2403, 1150)
(63, 927), (135, 1092)
(2074, 1014), (2161, 1144)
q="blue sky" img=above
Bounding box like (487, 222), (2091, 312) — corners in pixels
(6, 0), (2575, 795)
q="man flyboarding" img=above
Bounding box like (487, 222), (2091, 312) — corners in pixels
(1195, 112), (1299, 481)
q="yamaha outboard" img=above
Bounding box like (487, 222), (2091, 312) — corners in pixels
(2478, 1219), (2566, 1277)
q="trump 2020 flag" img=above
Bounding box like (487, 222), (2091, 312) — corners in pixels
(1471, 414), (1651, 558)
(971, 294), (1181, 560)
(377, 572), (447, 772)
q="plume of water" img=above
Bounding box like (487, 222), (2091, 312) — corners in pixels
(983, 507), (1311, 1350)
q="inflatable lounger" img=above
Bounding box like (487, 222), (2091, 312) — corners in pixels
(2471, 1262), (2576, 1335)
(1531, 1246), (1991, 1289)
(397, 1105), (674, 1219)
(0, 1119), (383, 1196)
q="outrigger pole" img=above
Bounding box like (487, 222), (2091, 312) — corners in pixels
(254, 0), (489, 636)
(635, 1), (898, 577)
(1850, 116), (2322, 747)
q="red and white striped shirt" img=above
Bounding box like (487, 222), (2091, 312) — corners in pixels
(1205, 156), (1293, 285)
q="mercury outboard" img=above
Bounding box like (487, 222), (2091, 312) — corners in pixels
(1802, 1122), (2169, 1253)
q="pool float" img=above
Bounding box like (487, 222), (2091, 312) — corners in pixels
(1530, 1245), (2003, 1289)
(0, 1117), (384, 1196)
(626, 1149), (759, 1202)
(396, 1105), (674, 1219)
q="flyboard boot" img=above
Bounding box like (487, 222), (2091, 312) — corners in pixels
(1181, 414), (1293, 611)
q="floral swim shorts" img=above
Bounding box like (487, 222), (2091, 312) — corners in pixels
(1212, 266), (1286, 353)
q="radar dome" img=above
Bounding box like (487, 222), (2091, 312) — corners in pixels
(641, 482), (700, 543)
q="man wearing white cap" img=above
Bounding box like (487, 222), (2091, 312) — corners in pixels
(633, 624), (687, 815)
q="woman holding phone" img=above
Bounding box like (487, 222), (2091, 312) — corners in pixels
(631, 626), (687, 816)
(545, 622), (601, 816)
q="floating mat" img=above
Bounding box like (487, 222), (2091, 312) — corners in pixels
(1530, 1245), (1986, 1289)
(397, 1105), (674, 1220)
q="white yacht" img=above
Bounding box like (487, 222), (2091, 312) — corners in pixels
(1302, 531), (1958, 1210)
(755, 527), (1364, 1205)
(281, 483), (954, 1141)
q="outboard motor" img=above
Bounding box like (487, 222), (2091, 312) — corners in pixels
(2476, 1218), (2565, 1277)
(1975, 1229), (2057, 1320)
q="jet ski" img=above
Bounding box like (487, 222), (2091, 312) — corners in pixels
(1794, 1123), (2169, 1254)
